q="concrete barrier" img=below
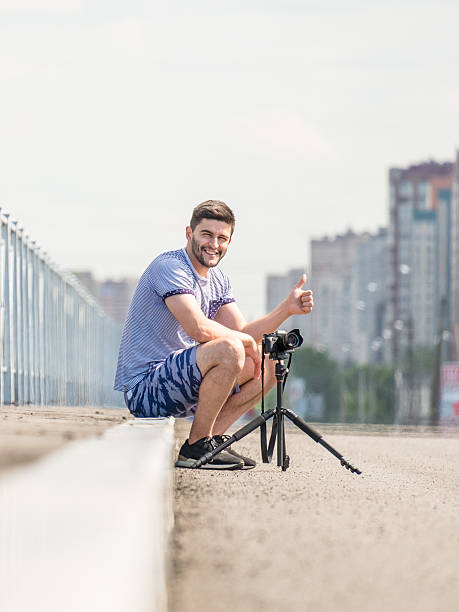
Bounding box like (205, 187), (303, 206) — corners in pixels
(0, 417), (175, 612)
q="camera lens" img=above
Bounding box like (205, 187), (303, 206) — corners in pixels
(286, 330), (303, 349)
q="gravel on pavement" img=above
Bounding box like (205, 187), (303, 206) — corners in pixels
(170, 419), (459, 612)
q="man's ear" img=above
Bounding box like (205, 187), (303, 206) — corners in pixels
(185, 226), (192, 241)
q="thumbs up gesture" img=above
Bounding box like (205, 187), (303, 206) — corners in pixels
(287, 274), (313, 315)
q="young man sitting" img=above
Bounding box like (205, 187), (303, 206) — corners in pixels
(114, 200), (313, 469)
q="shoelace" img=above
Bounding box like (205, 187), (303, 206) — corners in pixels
(207, 437), (218, 451)
(214, 434), (232, 447)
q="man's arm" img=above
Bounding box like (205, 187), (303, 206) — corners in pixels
(165, 293), (261, 375)
(214, 274), (314, 343)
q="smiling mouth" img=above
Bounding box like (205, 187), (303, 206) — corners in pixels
(203, 248), (219, 257)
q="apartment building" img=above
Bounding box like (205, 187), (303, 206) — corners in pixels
(308, 230), (371, 362)
(388, 161), (453, 359)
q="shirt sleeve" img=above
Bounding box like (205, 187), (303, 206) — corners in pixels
(208, 271), (236, 319)
(221, 274), (235, 305)
(149, 256), (195, 300)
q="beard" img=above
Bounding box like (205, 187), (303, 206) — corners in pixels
(191, 236), (225, 268)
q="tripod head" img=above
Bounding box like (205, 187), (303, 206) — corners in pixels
(263, 329), (303, 361)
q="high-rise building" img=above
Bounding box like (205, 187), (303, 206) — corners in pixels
(388, 161), (453, 360)
(308, 230), (371, 362)
(265, 268), (310, 340)
(72, 270), (99, 300)
(71, 271), (137, 324)
(354, 228), (388, 364)
(98, 279), (137, 324)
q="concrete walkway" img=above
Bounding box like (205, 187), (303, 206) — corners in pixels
(0, 412), (175, 612)
(0, 405), (132, 474)
(170, 420), (459, 612)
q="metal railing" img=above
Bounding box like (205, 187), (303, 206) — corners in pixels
(0, 208), (123, 407)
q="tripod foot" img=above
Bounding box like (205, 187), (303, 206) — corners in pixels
(282, 455), (290, 471)
(341, 458), (362, 475)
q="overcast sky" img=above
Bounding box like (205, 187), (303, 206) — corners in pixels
(1, 0), (458, 317)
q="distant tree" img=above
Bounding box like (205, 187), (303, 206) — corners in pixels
(258, 346), (396, 424)
(289, 346), (340, 421)
(342, 363), (395, 423)
(371, 365), (396, 422)
(401, 345), (435, 377)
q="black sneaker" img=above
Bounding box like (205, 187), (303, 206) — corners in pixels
(213, 435), (256, 469)
(175, 437), (244, 470)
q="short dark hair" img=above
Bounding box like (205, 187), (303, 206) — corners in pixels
(190, 200), (235, 235)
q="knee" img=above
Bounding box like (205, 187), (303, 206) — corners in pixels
(219, 337), (245, 373)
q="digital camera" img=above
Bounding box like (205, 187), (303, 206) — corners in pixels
(263, 329), (303, 358)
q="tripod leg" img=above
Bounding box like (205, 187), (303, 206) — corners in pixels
(283, 409), (362, 475)
(277, 412), (283, 467)
(266, 415), (277, 462)
(274, 366), (285, 468)
(281, 421), (290, 471)
(191, 409), (276, 469)
(283, 409), (323, 441)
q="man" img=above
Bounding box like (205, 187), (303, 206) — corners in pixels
(114, 200), (313, 470)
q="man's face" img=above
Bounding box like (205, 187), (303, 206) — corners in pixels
(186, 219), (232, 269)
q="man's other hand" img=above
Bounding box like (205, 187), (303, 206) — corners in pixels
(238, 333), (262, 379)
(286, 274), (314, 315)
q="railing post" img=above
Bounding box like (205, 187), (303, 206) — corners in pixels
(42, 253), (49, 406)
(2, 214), (12, 404)
(17, 227), (26, 405)
(38, 249), (45, 406)
(31, 241), (38, 404)
(23, 235), (31, 404)
(11, 221), (20, 404)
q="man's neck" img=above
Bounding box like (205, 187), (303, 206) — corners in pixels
(185, 245), (209, 278)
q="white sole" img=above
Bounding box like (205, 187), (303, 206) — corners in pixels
(175, 456), (243, 470)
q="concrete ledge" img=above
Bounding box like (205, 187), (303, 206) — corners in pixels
(0, 416), (175, 612)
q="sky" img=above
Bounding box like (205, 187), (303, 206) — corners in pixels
(1, 0), (458, 317)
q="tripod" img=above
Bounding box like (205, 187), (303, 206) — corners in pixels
(192, 351), (362, 474)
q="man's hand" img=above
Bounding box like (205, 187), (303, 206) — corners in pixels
(237, 332), (262, 379)
(286, 274), (314, 316)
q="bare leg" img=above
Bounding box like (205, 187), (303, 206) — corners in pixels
(212, 357), (276, 435)
(188, 337), (245, 444)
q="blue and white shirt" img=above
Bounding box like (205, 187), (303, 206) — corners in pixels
(114, 248), (235, 391)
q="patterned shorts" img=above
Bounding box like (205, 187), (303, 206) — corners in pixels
(124, 346), (202, 418)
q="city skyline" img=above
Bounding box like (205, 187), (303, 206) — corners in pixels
(288, 157), (459, 365)
(1, 1), (459, 317)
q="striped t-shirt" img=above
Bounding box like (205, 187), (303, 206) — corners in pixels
(113, 248), (235, 392)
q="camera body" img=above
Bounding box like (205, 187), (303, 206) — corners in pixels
(263, 328), (303, 359)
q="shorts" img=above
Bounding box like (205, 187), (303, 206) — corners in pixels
(125, 346), (202, 418)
